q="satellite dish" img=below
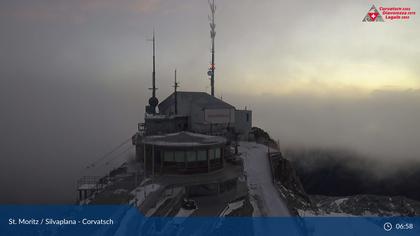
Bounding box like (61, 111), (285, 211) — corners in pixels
(149, 97), (159, 107)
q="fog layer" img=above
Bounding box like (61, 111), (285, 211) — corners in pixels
(1, 73), (419, 203)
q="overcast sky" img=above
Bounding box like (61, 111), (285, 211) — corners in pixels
(0, 0), (419, 203)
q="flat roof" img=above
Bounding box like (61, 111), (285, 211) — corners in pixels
(159, 91), (235, 111)
(142, 131), (226, 147)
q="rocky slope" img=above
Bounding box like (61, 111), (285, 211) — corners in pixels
(253, 127), (420, 217)
(272, 151), (420, 216)
(311, 194), (420, 216)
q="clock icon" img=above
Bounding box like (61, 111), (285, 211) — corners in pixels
(384, 222), (393, 231)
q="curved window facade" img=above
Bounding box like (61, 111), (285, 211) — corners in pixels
(157, 147), (223, 174)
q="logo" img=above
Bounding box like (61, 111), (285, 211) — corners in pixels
(363, 5), (416, 22)
(363, 5), (384, 22)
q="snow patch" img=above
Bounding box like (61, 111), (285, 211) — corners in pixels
(130, 183), (161, 207)
(145, 195), (171, 216)
(333, 198), (348, 206)
(175, 208), (196, 217)
(78, 184), (97, 190)
(219, 200), (245, 216)
(113, 189), (128, 195)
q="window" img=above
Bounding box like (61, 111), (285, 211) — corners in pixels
(197, 150), (207, 161)
(174, 151), (185, 163)
(215, 148), (221, 159)
(164, 151), (174, 162)
(187, 151), (196, 162)
(246, 113), (250, 122)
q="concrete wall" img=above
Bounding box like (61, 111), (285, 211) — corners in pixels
(159, 96), (235, 135)
(234, 110), (252, 140)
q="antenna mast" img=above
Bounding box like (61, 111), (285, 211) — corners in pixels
(208, 0), (216, 96)
(173, 69), (179, 115)
(147, 30), (159, 114)
(152, 31), (156, 98)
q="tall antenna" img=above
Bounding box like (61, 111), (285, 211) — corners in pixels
(208, 0), (216, 96)
(152, 30), (156, 98)
(172, 69), (179, 115)
(147, 30), (159, 114)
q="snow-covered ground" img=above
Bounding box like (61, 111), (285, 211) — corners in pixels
(145, 195), (171, 216)
(175, 208), (196, 217)
(130, 183), (161, 207)
(239, 141), (291, 216)
(219, 200), (245, 216)
(239, 142), (302, 236)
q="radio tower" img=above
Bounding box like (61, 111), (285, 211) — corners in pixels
(208, 0), (216, 96)
(147, 30), (159, 114)
(173, 69), (179, 115)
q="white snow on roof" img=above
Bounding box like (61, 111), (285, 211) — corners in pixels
(145, 114), (186, 120)
(145, 114), (167, 119)
(142, 141), (209, 147)
(142, 131), (226, 147)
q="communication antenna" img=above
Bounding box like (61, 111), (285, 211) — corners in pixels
(207, 0), (216, 96)
(172, 69), (179, 115)
(147, 30), (159, 114)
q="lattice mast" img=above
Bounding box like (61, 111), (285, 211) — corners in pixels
(173, 69), (179, 115)
(147, 30), (159, 114)
(208, 0), (216, 96)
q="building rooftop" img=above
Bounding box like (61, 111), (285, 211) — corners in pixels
(142, 131), (226, 147)
(158, 91), (235, 111)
